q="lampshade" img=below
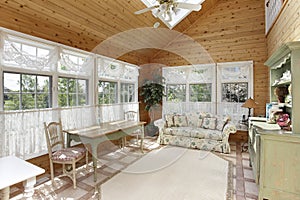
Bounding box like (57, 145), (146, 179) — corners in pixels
(241, 98), (258, 109)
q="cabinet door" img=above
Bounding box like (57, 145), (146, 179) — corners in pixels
(259, 134), (300, 200)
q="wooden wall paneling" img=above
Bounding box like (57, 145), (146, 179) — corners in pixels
(150, 0), (268, 117)
(267, 0), (300, 56)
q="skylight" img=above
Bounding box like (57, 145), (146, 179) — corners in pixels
(140, 0), (205, 29)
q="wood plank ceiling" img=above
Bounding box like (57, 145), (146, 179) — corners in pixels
(0, 0), (218, 65)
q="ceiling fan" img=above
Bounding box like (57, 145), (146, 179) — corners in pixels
(135, 0), (203, 22)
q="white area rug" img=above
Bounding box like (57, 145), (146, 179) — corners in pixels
(101, 146), (232, 200)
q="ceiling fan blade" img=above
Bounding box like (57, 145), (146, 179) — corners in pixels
(176, 2), (202, 11)
(134, 5), (158, 15)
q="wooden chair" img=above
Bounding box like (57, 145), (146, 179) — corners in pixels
(44, 119), (88, 189)
(124, 111), (142, 146)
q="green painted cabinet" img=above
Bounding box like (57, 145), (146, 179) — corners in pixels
(259, 132), (300, 200)
(265, 41), (300, 133)
(259, 41), (300, 199)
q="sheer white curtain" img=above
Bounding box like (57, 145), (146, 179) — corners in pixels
(162, 64), (216, 116)
(0, 29), (139, 159)
(217, 61), (253, 125)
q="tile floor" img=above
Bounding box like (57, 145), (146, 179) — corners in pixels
(9, 139), (258, 200)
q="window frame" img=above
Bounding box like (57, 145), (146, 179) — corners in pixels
(98, 80), (118, 105)
(57, 76), (88, 107)
(3, 71), (52, 111)
(120, 82), (135, 103)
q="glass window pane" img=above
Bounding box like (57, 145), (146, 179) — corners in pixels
(22, 74), (36, 93)
(98, 81), (117, 104)
(68, 79), (76, 93)
(37, 94), (50, 108)
(58, 78), (68, 93)
(4, 73), (20, 92)
(37, 76), (50, 93)
(78, 79), (86, 93)
(21, 94), (35, 109)
(68, 94), (76, 106)
(4, 93), (20, 110)
(222, 83), (248, 103)
(58, 94), (68, 107)
(167, 84), (186, 102)
(189, 84), (211, 102)
(37, 48), (49, 57)
(22, 44), (36, 56)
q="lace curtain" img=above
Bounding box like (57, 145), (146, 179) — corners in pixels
(217, 61), (253, 124)
(1, 33), (58, 72)
(98, 58), (139, 80)
(59, 49), (94, 76)
(97, 103), (139, 123)
(163, 64), (216, 116)
(0, 30), (139, 159)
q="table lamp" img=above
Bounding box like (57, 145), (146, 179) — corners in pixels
(241, 97), (258, 120)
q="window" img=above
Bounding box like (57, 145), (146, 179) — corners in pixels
(221, 83), (248, 103)
(166, 84), (186, 102)
(189, 83), (212, 102)
(58, 77), (88, 107)
(3, 72), (51, 110)
(3, 37), (55, 72)
(121, 83), (135, 103)
(98, 81), (117, 104)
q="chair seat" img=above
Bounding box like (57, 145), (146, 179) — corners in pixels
(52, 147), (86, 162)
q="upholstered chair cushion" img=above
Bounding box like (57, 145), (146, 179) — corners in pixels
(52, 147), (86, 162)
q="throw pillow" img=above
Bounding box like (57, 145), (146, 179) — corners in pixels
(199, 112), (211, 119)
(201, 117), (217, 129)
(174, 115), (188, 127)
(186, 112), (203, 128)
(165, 114), (175, 127)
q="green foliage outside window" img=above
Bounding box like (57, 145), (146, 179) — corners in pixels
(4, 72), (51, 110)
(98, 81), (117, 104)
(58, 77), (87, 107)
(166, 84), (186, 102)
(222, 82), (248, 103)
(189, 84), (212, 102)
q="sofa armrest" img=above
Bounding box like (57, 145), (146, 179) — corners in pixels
(154, 119), (165, 143)
(223, 122), (237, 136)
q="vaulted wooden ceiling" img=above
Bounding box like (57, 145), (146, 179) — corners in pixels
(0, 0), (218, 64)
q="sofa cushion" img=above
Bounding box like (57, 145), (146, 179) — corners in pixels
(174, 115), (188, 127)
(186, 112), (203, 127)
(165, 114), (175, 127)
(201, 117), (217, 129)
(190, 128), (223, 140)
(165, 127), (223, 140)
(164, 127), (192, 137)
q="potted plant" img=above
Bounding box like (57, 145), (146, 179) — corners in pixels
(140, 76), (165, 136)
(140, 80), (165, 111)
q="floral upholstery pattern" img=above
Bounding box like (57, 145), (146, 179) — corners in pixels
(52, 147), (86, 162)
(186, 112), (203, 127)
(202, 117), (217, 129)
(174, 115), (188, 127)
(165, 114), (175, 127)
(155, 112), (236, 153)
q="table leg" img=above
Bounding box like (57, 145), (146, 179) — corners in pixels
(91, 144), (98, 182)
(0, 187), (10, 200)
(140, 125), (144, 153)
(23, 176), (36, 197)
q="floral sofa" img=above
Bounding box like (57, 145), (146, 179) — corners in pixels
(154, 112), (237, 153)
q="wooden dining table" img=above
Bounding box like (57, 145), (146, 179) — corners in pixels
(65, 120), (146, 182)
